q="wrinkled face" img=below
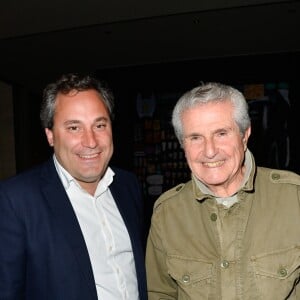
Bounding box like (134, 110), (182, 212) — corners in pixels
(182, 100), (251, 196)
(45, 89), (113, 192)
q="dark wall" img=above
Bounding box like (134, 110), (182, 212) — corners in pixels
(98, 52), (300, 173)
(94, 52), (300, 231)
(13, 52), (300, 174)
(13, 86), (51, 172)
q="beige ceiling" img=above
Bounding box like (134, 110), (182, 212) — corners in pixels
(0, 0), (299, 92)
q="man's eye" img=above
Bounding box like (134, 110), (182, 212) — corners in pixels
(96, 123), (106, 129)
(68, 126), (79, 131)
(186, 135), (202, 144)
(190, 135), (200, 141)
(218, 131), (227, 136)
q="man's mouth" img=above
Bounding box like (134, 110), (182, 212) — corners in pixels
(203, 160), (224, 168)
(78, 153), (99, 159)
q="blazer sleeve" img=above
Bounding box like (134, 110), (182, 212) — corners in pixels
(0, 183), (26, 299)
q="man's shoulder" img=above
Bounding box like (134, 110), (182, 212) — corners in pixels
(257, 167), (300, 186)
(109, 167), (141, 194)
(154, 181), (192, 209)
(111, 166), (134, 176)
(110, 166), (138, 182)
(0, 159), (54, 190)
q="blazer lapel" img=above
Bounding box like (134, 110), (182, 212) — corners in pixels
(109, 172), (141, 248)
(40, 160), (97, 299)
(110, 183), (137, 238)
(109, 169), (147, 300)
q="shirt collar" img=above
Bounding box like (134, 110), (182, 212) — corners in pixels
(53, 154), (114, 195)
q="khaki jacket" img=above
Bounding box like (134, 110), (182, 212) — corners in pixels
(146, 158), (300, 299)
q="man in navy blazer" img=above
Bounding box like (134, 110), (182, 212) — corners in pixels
(0, 74), (147, 300)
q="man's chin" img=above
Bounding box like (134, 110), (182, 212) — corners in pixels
(75, 173), (102, 184)
(200, 176), (228, 188)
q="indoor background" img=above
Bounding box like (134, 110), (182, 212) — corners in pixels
(0, 1), (299, 219)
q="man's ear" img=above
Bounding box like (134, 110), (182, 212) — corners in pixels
(45, 128), (54, 147)
(243, 127), (251, 150)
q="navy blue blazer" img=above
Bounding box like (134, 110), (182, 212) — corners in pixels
(0, 158), (147, 300)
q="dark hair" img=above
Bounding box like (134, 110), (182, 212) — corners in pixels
(40, 73), (114, 129)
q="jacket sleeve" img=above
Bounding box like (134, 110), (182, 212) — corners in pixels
(146, 203), (177, 300)
(0, 185), (26, 299)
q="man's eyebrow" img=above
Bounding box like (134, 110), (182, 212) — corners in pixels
(213, 127), (233, 133)
(184, 127), (233, 137)
(95, 116), (109, 122)
(185, 132), (201, 138)
(63, 120), (81, 125)
(63, 116), (109, 126)
(208, 127), (235, 136)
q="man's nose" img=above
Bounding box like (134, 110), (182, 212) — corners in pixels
(203, 138), (217, 158)
(82, 129), (97, 148)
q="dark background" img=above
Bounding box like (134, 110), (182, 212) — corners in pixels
(11, 52), (300, 174)
(0, 2), (299, 213)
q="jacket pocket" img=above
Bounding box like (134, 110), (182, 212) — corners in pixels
(251, 245), (300, 299)
(167, 255), (213, 299)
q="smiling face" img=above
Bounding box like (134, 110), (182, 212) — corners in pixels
(45, 89), (113, 194)
(182, 100), (251, 197)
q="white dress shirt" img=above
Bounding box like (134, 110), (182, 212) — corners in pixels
(53, 156), (139, 300)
